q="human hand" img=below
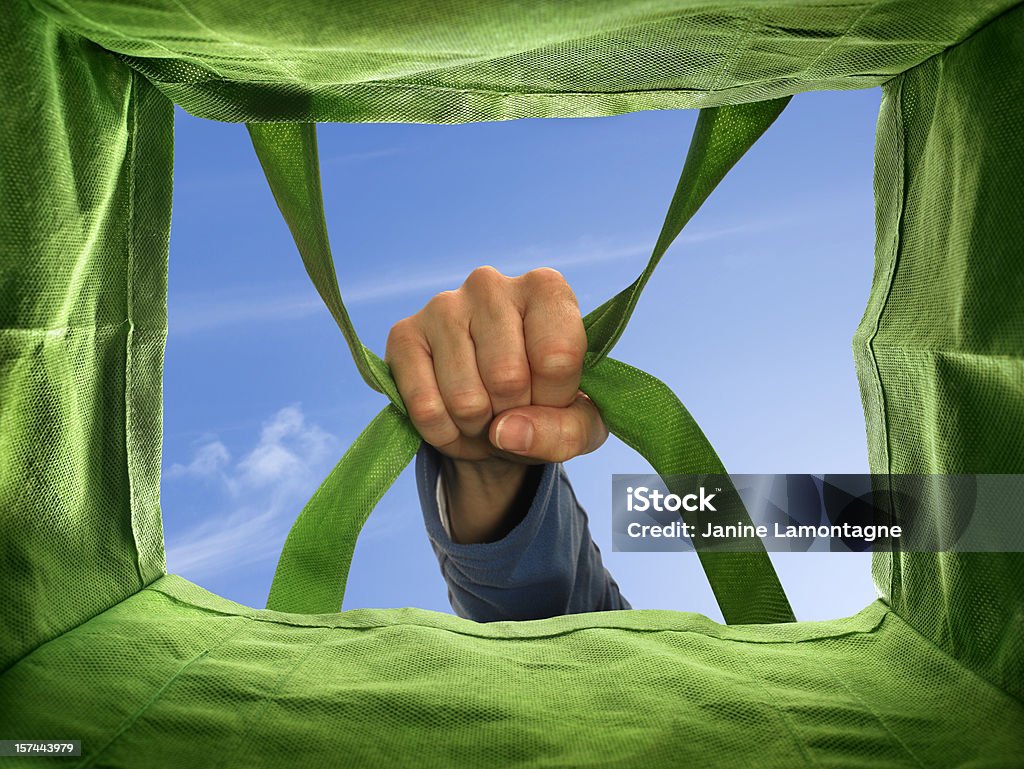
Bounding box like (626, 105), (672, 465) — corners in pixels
(385, 266), (608, 542)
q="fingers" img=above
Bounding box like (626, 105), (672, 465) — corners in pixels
(490, 392), (608, 463)
(386, 265), (591, 464)
(462, 266), (533, 415)
(385, 317), (462, 452)
(427, 293), (493, 439)
(520, 268), (586, 408)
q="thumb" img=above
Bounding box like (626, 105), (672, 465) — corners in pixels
(489, 392), (608, 463)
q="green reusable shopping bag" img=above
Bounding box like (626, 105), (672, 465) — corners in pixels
(2, 0), (1023, 766)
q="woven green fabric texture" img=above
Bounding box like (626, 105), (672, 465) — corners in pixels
(853, 3), (1024, 703)
(33, 0), (1018, 123)
(2, 0), (1024, 765)
(0, 0), (171, 674)
(3, 575), (1023, 768)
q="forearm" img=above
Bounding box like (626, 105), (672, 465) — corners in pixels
(417, 443), (630, 621)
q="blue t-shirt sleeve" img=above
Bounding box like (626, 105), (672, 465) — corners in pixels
(415, 443), (630, 622)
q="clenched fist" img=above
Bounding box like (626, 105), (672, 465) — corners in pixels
(385, 266), (608, 543)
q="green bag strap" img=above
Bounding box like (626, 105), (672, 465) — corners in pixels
(261, 403), (421, 616)
(249, 124), (404, 410)
(251, 103), (796, 624)
(583, 98), (790, 362)
(582, 356), (795, 624)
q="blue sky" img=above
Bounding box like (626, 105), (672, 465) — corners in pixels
(163, 87), (881, 622)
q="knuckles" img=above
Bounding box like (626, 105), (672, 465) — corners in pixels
(386, 266), (589, 435)
(405, 390), (449, 429)
(462, 264), (506, 293)
(481, 364), (532, 399)
(384, 318), (421, 360)
(424, 290), (465, 324)
(532, 342), (585, 381)
(520, 267), (579, 306)
(522, 266), (566, 289)
(445, 388), (491, 423)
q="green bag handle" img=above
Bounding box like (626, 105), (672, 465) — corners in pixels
(250, 99), (796, 624)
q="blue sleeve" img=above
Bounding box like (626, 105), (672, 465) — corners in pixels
(415, 443), (630, 622)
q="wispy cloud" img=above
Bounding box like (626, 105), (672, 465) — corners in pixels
(340, 238), (650, 304)
(341, 221), (781, 302)
(166, 440), (231, 480)
(169, 291), (325, 337)
(164, 405), (338, 579)
(169, 221), (776, 337)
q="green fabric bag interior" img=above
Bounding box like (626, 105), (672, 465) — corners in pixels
(2, 1), (1023, 766)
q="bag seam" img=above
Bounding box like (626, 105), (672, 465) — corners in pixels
(146, 580), (886, 645)
(74, 618), (251, 768)
(805, 625), (928, 768)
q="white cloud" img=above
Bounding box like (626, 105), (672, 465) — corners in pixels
(167, 218), (788, 337)
(233, 405), (335, 492)
(166, 440), (231, 480)
(164, 405), (339, 579)
(168, 291), (325, 336)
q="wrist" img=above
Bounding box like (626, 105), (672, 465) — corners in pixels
(444, 454), (530, 486)
(439, 455), (540, 544)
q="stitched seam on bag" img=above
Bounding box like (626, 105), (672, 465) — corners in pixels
(0, 323), (140, 335)
(146, 581), (888, 644)
(866, 76), (904, 606)
(707, 9), (757, 97)
(372, 5), (870, 98)
(123, 67), (145, 588)
(42, 1), (875, 89)
(169, 0), (305, 86)
(870, 343), (1024, 362)
(213, 626), (330, 769)
(798, 0), (880, 80)
(805, 627), (928, 768)
(734, 653), (820, 769)
(29, 0), (216, 75)
(139, 67), (883, 95)
(877, 0), (1024, 87)
(883, 610), (1024, 710)
(75, 619), (251, 769)
(129, 66), (886, 97)
(863, 80), (902, 470)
